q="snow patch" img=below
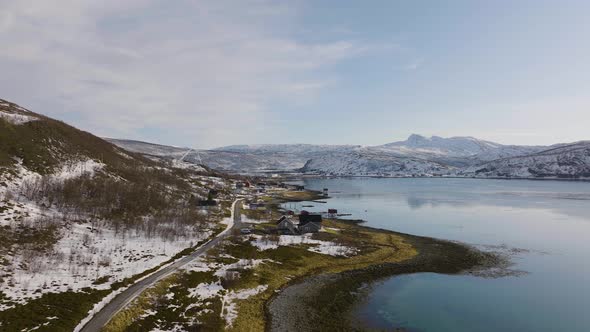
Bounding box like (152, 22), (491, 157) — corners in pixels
(0, 109), (37, 125)
(249, 234), (357, 257)
(188, 282), (224, 299)
(51, 159), (104, 181)
(240, 214), (267, 224)
(0, 219), (213, 305)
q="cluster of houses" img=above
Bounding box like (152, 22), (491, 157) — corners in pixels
(276, 211), (323, 234)
(236, 180), (308, 211)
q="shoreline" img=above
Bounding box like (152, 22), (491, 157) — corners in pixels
(286, 173), (590, 183)
(264, 195), (507, 332)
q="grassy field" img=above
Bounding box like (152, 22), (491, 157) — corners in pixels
(276, 190), (325, 202)
(103, 270), (225, 332)
(226, 218), (417, 332)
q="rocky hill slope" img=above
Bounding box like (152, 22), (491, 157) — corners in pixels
(0, 98), (233, 330)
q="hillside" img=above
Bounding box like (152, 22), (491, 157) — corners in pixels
(102, 138), (189, 158)
(0, 99), (234, 330)
(459, 141), (590, 178)
(1, 100), (142, 175)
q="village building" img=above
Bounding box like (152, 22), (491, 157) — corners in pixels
(299, 220), (321, 233)
(276, 216), (297, 235)
(196, 198), (218, 210)
(327, 208), (337, 218)
(298, 214), (322, 233)
(245, 202), (262, 210)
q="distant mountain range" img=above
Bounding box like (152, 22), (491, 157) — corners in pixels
(107, 134), (590, 179)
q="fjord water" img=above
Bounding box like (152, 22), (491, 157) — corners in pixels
(285, 178), (590, 332)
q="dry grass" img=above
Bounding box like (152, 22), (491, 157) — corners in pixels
(276, 190), (324, 201)
(225, 218), (417, 332)
(103, 275), (180, 332)
(101, 218), (418, 332)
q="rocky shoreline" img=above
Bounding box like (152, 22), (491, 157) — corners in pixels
(265, 228), (509, 331)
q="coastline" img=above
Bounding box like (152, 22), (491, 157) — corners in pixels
(287, 173), (590, 183)
(264, 193), (507, 332)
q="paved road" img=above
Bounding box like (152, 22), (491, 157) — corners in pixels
(79, 199), (243, 332)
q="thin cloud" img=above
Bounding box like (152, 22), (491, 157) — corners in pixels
(0, 0), (370, 148)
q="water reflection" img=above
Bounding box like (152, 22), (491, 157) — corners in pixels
(300, 177), (590, 220)
(288, 178), (590, 332)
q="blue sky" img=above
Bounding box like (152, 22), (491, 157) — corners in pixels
(1, 1), (589, 148)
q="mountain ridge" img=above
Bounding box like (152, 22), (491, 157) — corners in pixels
(108, 134), (589, 179)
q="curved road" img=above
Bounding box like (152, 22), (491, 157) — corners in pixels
(79, 199), (243, 332)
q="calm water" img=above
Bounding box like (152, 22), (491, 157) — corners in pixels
(283, 178), (590, 332)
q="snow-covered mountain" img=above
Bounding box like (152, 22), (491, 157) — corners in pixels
(301, 149), (453, 177)
(300, 134), (549, 177)
(214, 143), (359, 155)
(459, 141), (590, 178)
(371, 134), (544, 166)
(379, 134), (503, 156)
(109, 135), (590, 179)
(108, 139), (359, 173)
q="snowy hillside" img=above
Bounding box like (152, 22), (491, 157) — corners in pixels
(301, 150), (453, 177)
(214, 143), (359, 155)
(104, 138), (189, 157)
(459, 141), (590, 178)
(0, 98), (231, 323)
(108, 139), (358, 173)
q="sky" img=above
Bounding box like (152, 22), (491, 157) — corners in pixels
(1, 0), (589, 148)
